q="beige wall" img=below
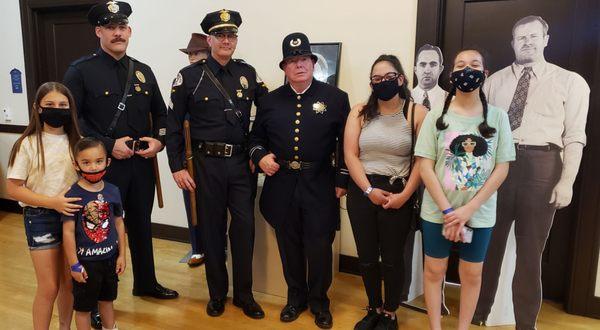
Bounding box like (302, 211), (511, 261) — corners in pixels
(0, 0), (419, 257)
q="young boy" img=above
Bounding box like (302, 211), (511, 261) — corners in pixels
(62, 137), (126, 330)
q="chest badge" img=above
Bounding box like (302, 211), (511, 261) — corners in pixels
(135, 70), (146, 83)
(313, 101), (327, 114)
(134, 84), (141, 92)
(236, 89), (243, 98)
(240, 76), (249, 89)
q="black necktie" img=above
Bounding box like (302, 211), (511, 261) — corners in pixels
(422, 91), (431, 110)
(507, 67), (532, 130)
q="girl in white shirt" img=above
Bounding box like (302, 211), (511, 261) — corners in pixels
(7, 82), (82, 330)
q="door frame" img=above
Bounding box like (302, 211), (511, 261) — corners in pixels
(4, 0), (98, 134)
(414, 0), (600, 318)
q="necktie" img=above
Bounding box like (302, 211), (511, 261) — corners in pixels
(422, 91), (431, 110)
(507, 67), (532, 130)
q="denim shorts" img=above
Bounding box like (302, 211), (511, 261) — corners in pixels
(421, 219), (493, 263)
(23, 207), (62, 250)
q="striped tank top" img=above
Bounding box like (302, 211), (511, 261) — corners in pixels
(358, 110), (413, 177)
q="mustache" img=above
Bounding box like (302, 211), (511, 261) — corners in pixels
(111, 38), (126, 43)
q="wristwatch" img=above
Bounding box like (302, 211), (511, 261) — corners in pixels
(364, 186), (373, 196)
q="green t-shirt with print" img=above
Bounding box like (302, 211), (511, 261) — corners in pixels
(415, 105), (515, 228)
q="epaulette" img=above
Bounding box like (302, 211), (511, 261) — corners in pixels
(71, 53), (97, 66)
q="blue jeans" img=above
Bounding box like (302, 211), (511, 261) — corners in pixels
(23, 207), (62, 250)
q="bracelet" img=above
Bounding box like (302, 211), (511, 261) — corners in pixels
(70, 262), (84, 273)
(442, 207), (454, 215)
(363, 186), (373, 196)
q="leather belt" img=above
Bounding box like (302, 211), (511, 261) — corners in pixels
(515, 144), (560, 151)
(196, 141), (245, 158)
(278, 160), (316, 171)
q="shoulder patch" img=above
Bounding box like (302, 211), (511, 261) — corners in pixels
(172, 73), (183, 87)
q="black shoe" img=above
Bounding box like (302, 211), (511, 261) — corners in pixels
(207, 298), (226, 317)
(313, 310), (333, 329)
(374, 313), (398, 330)
(132, 283), (179, 299)
(471, 314), (487, 326)
(354, 307), (381, 330)
(280, 304), (307, 322)
(233, 299), (265, 319)
(91, 311), (102, 329)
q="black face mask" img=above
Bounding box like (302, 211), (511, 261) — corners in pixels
(450, 67), (485, 93)
(39, 107), (71, 128)
(372, 79), (401, 101)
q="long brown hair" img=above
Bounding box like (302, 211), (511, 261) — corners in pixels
(359, 54), (412, 122)
(8, 82), (81, 172)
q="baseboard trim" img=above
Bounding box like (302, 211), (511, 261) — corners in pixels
(0, 198), (22, 214)
(339, 254), (360, 275)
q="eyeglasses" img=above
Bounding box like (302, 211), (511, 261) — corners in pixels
(212, 32), (238, 42)
(370, 72), (400, 84)
(461, 141), (476, 147)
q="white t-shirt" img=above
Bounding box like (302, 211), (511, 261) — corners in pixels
(7, 132), (79, 207)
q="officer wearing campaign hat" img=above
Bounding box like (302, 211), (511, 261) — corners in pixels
(64, 1), (178, 311)
(249, 32), (350, 329)
(167, 8), (268, 319)
(180, 33), (210, 64)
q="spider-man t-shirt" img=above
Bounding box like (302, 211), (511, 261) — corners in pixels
(62, 182), (123, 261)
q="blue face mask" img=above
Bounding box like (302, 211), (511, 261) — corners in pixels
(450, 67), (485, 93)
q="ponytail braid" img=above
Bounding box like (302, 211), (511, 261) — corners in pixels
(478, 88), (496, 138)
(435, 85), (456, 131)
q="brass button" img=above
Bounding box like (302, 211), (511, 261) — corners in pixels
(294, 136), (299, 142)
(294, 146), (299, 151)
(104, 91), (109, 95)
(204, 97), (209, 101)
(296, 104), (301, 108)
(294, 128), (300, 133)
(294, 155), (299, 160)
(296, 112), (301, 117)
(297, 95), (301, 100)
(144, 91), (149, 95)
(295, 119), (300, 125)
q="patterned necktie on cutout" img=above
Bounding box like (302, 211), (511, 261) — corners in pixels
(422, 91), (431, 110)
(507, 67), (532, 130)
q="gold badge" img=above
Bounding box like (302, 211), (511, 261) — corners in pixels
(240, 76), (248, 89)
(313, 101), (327, 114)
(135, 70), (146, 83)
(236, 89), (243, 98)
(290, 38), (301, 47)
(220, 10), (231, 22)
(134, 84), (141, 92)
(107, 1), (119, 14)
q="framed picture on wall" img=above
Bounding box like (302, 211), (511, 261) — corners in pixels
(284, 42), (342, 87)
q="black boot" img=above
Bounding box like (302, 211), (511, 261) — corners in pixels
(374, 312), (398, 330)
(354, 307), (381, 330)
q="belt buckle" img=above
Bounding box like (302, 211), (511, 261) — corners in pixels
(224, 144), (233, 157)
(289, 161), (301, 170)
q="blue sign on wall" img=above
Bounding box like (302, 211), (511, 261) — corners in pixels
(10, 68), (22, 94)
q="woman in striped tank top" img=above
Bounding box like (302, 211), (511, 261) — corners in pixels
(344, 55), (428, 330)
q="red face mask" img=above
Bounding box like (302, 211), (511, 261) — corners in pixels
(77, 162), (107, 183)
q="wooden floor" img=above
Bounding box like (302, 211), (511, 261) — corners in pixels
(1, 211), (598, 329)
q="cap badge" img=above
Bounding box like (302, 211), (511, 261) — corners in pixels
(136, 71), (146, 83)
(240, 76), (249, 89)
(290, 38), (302, 47)
(107, 1), (119, 14)
(220, 10), (231, 22)
(313, 101), (327, 114)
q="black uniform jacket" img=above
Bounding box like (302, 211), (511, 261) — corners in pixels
(64, 48), (167, 152)
(249, 79), (350, 233)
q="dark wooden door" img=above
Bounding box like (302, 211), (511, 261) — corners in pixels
(415, 0), (600, 316)
(19, 0), (98, 113)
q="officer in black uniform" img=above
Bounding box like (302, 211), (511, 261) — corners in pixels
(64, 1), (178, 305)
(249, 32), (350, 329)
(166, 9), (268, 319)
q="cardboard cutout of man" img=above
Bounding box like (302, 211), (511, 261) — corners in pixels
(412, 44), (447, 111)
(473, 15), (590, 329)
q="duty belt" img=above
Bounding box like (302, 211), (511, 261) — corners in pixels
(197, 141), (245, 158)
(515, 143), (560, 151)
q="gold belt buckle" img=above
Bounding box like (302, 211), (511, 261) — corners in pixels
(289, 161), (301, 170)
